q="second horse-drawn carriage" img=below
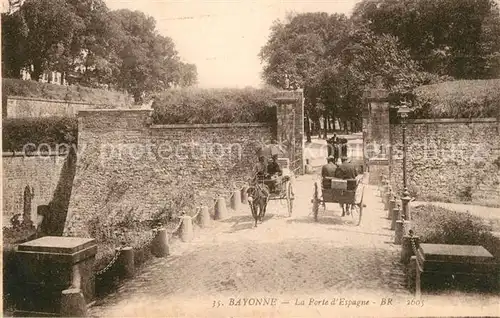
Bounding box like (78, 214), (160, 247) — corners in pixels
(311, 173), (365, 226)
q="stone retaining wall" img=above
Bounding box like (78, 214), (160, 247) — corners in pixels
(390, 118), (500, 205)
(64, 109), (274, 236)
(2, 153), (66, 226)
(5, 95), (134, 118)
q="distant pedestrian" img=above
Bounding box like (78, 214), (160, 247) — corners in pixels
(327, 134), (337, 158)
(340, 138), (348, 159)
(333, 140), (341, 165)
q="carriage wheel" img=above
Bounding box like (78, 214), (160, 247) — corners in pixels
(286, 181), (293, 217)
(312, 182), (319, 222)
(350, 195), (364, 226)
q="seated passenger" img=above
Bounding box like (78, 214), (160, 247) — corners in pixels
(267, 154), (282, 193)
(321, 156), (337, 178)
(267, 154), (282, 176)
(334, 156), (358, 180)
(335, 156), (359, 217)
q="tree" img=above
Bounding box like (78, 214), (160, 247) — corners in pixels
(64, 0), (123, 87)
(177, 62), (198, 87)
(2, 1), (197, 101)
(260, 11), (442, 137)
(109, 9), (196, 103)
(15, 0), (85, 80)
(352, 0), (500, 79)
(1, 12), (28, 78)
(259, 12), (351, 140)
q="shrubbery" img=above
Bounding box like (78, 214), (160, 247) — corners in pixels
(152, 86), (279, 124)
(412, 204), (500, 260)
(2, 78), (133, 106)
(2, 117), (77, 152)
(88, 188), (196, 270)
(414, 79), (500, 119)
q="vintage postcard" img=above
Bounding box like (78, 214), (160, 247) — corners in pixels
(2, 0), (500, 317)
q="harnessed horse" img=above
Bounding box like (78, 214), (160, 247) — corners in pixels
(247, 178), (270, 228)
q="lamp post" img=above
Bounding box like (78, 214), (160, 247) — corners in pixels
(397, 102), (412, 220)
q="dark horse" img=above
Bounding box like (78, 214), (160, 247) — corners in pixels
(247, 183), (270, 227)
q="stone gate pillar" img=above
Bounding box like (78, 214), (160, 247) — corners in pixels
(273, 90), (305, 175)
(363, 79), (391, 185)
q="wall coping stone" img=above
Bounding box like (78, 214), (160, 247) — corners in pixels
(368, 158), (389, 165)
(78, 108), (150, 114)
(3, 151), (68, 157)
(8, 95), (125, 107)
(392, 118), (497, 125)
(150, 122), (269, 129)
(364, 88), (389, 102)
(273, 96), (300, 103)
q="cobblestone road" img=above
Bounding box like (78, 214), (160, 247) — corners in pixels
(88, 139), (499, 317)
(89, 173), (414, 317)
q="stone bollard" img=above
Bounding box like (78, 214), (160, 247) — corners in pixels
(408, 256), (417, 294)
(394, 221), (404, 244)
(383, 185), (390, 203)
(380, 179), (387, 197)
(394, 220), (411, 245)
(197, 206), (211, 228)
(241, 186), (249, 204)
(390, 206), (399, 230)
(60, 288), (87, 317)
(305, 159), (313, 174)
(214, 197), (228, 220)
(383, 190), (390, 211)
(388, 197), (396, 220)
(401, 235), (420, 264)
(231, 190), (241, 211)
(180, 216), (194, 242)
(151, 228), (169, 257)
(117, 246), (134, 279)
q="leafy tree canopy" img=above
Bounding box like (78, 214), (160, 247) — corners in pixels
(352, 0), (500, 79)
(1, 0), (198, 104)
(260, 0), (500, 128)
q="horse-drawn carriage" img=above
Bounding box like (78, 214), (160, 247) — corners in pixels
(311, 174), (365, 226)
(260, 157), (295, 216)
(247, 146), (296, 227)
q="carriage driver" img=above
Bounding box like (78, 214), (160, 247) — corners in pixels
(266, 154), (283, 193)
(252, 154), (268, 183)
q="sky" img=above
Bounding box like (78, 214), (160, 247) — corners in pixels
(104, 0), (361, 89)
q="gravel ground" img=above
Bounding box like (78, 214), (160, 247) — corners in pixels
(88, 172), (499, 317)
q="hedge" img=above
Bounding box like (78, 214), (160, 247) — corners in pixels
(412, 204), (500, 260)
(151, 86), (279, 124)
(2, 117), (77, 152)
(414, 79), (500, 119)
(2, 78), (133, 106)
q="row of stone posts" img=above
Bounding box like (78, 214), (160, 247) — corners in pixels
(380, 176), (420, 265)
(39, 185), (252, 317)
(175, 184), (249, 243)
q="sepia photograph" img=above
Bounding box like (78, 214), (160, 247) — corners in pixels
(1, 0), (500, 317)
